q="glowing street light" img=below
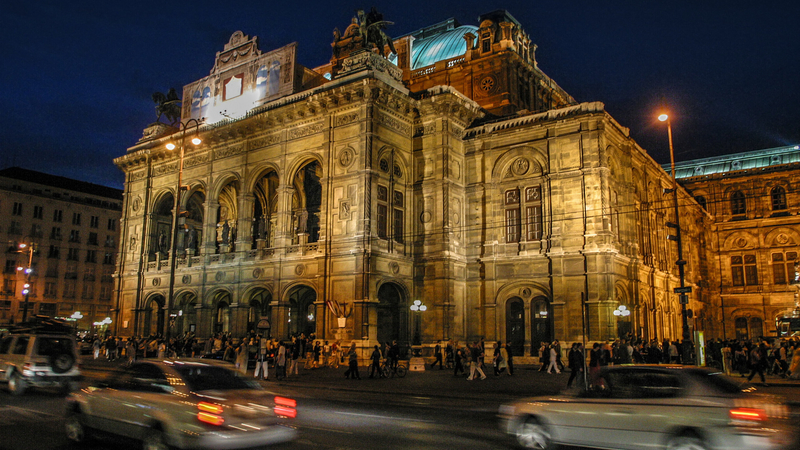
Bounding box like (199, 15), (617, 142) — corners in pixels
(163, 118), (204, 340)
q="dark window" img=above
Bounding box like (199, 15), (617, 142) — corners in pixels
(731, 190), (746, 215)
(694, 196), (707, 210)
(72, 213), (81, 226)
(731, 254), (758, 286)
(107, 218), (116, 231)
(12, 202), (23, 216)
(771, 187), (787, 211)
(90, 216), (99, 228)
(33, 205), (43, 219)
(53, 210), (63, 222)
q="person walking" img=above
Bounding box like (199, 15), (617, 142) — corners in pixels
(92, 338), (101, 360)
(547, 343), (561, 374)
(235, 339), (249, 375)
(453, 341), (466, 377)
(430, 341), (443, 369)
(467, 342), (487, 380)
(255, 338), (270, 380)
(747, 341), (768, 386)
(275, 342), (287, 380)
(567, 343), (585, 388)
(344, 343), (360, 380)
(539, 342), (549, 372)
(368, 344), (383, 378)
(288, 337), (300, 376)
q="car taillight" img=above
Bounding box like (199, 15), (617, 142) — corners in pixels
(197, 402), (225, 426)
(729, 407), (766, 422)
(274, 396), (297, 418)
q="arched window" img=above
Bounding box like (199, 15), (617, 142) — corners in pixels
(735, 317), (748, 341)
(694, 195), (707, 210)
(730, 190), (746, 215)
(771, 186), (787, 211)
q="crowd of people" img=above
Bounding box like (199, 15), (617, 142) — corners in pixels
(81, 331), (800, 388)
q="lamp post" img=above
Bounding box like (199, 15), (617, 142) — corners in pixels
(70, 311), (83, 334)
(16, 242), (35, 322)
(658, 112), (692, 360)
(410, 299), (427, 347)
(163, 118), (203, 340)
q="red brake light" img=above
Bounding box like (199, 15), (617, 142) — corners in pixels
(197, 402), (224, 425)
(730, 408), (766, 422)
(274, 396), (297, 408)
(274, 396), (297, 418)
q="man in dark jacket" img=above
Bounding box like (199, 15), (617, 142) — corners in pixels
(567, 342), (585, 389)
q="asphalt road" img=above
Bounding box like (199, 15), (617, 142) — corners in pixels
(1, 358), (798, 450)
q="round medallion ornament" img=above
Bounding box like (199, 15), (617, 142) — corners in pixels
(522, 288), (532, 298)
(420, 211), (432, 223)
(181, 275), (192, 285)
(339, 148), (354, 167)
(736, 238), (747, 248)
(132, 196), (142, 212)
(452, 213), (460, 225)
(512, 158), (530, 176)
(152, 278), (161, 287)
(479, 75), (496, 93)
(379, 159), (390, 173)
(295, 264), (305, 276)
(776, 234), (789, 245)
(389, 262), (400, 275)
(215, 272), (224, 282)
(253, 268), (262, 279)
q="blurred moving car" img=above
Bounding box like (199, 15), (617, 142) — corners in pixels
(498, 365), (792, 450)
(0, 316), (81, 395)
(66, 359), (297, 449)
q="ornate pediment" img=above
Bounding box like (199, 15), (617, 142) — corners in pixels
(211, 31), (262, 74)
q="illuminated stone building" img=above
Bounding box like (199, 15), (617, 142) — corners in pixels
(669, 145), (800, 340)
(0, 167), (122, 331)
(113, 10), (715, 356)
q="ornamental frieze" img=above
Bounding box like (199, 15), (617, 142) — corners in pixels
(215, 145), (245, 159)
(184, 153), (209, 168)
(130, 171), (146, 182)
(153, 162), (178, 177)
(335, 112), (359, 127)
(378, 113), (411, 136)
(249, 134), (281, 150)
(287, 122), (324, 140)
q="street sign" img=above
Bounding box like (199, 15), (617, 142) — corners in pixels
(674, 286), (692, 294)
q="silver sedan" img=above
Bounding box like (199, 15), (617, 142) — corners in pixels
(498, 365), (792, 450)
(66, 359), (297, 450)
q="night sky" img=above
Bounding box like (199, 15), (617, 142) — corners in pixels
(2, 1), (798, 189)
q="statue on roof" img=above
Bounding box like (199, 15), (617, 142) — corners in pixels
(331, 7), (396, 61)
(152, 88), (181, 125)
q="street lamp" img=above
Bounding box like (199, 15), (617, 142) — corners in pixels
(16, 242), (35, 322)
(658, 112), (692, 357)
(163, 118), (204, 340)
(410, 299), (427, 346)
(70, 311), (83, 334)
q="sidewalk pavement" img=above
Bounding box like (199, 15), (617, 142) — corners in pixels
(78, 356), (800, 403)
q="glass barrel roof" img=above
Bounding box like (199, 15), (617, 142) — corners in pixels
(389, 25), (478, 70)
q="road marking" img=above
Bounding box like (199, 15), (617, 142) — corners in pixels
(333, 411), (433, 423)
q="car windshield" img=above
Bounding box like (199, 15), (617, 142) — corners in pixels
(173, 365), (259, 391)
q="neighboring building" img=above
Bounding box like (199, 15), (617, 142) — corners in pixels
(0, 167), (123, 332)
(669, 145), (800, 341)
(113, 9), (737, 356)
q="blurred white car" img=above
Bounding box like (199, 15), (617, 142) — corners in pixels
(66, 359), (297, 449)
(498, 365), (792, 450)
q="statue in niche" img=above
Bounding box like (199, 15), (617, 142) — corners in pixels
(296, 210), (309, 234)
(256, 215), (267, 239)
(158, 230), (168, 255)
(221, 220), (230, 245)
(186, 227), (197, 251)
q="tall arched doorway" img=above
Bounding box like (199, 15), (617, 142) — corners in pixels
(174, 292), (197, 336)
(506, 297), (525, 356)
(212, 291), (232, 334)
(248, 289), (272, 337)
(142, 295), (164, 337)
(377, 282), (407, 346)
(287, 286), (316, 337)
(531, 296), (551, 354)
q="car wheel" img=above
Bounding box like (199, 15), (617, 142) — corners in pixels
(8, 372), (27, 396)
(51, 353), (75, 374)
(666, 434), (708, 450)
(517, 417), (552, 449)
(65, 410), (91, 443)
(142, 428), (170, 450)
